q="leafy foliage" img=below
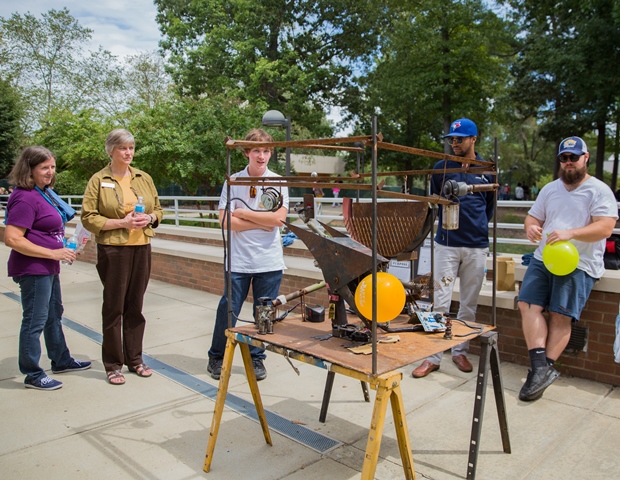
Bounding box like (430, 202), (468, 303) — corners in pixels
(0, 76), (23, 178)
(154, 0), (386, 132)
(0, 8), (92, 127)
(31, 109), (113, 194)
(506, 0), (620, 179)
(345, 0), (517, 188)
(130, 95), (274, 195)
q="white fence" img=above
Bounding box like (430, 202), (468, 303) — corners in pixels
(2, 195), (618, 249)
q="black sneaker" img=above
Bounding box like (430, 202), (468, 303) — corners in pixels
(519, 365), (560, 401)
(207, 357), (223, 380)
(252, 358), (267, 381)
(25, 375), (63, 391)
(52, 359), (92, 374)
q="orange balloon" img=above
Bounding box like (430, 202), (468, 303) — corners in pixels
(354, 272), (406, 322)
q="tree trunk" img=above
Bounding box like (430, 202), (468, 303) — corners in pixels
(595, 118), (606, 180)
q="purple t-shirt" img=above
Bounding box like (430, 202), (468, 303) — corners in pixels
(6, 187), (65, 277)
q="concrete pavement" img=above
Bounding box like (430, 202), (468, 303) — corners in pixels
(1, 242), (619, 480)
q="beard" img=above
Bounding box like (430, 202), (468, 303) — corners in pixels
(559, 164), (587, 185)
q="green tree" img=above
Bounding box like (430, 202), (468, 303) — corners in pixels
(130, 94), (270, 196)
(345, 0), (516, 189)
(0, 8), (93, 126)
(507, 0), (620, 181)
(154, 0), (385, 133)
(0, 76), (23, 178)
(32, 108), (113, 194)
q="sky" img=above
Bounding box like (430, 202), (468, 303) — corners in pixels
(0, 1), (161, 59)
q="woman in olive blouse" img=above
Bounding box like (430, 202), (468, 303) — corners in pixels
(81, 129), (163, 385)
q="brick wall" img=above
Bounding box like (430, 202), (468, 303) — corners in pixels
(457, 290), (620, 387)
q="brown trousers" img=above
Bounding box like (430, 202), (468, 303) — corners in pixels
(96, 244), (151, 372)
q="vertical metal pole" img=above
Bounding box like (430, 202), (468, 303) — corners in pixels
(356, 150), (361, 202)
(226, 149), (233, 329)
(285, 117), (291, 177)
(492, 138), (498, 327)
(429, 177), (436, 306)
(371, 116), (378, 376)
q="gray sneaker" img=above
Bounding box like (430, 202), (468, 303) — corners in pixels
(519, 365), (560, 401)
(207, 357), (223, 380)
(252, 358), (267, 381)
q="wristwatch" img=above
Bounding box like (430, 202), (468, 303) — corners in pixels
(147, 214), (155, 226)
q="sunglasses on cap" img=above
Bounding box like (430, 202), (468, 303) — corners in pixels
(557, 154), (582, 163)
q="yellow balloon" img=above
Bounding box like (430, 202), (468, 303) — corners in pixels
(542, 241), (579, 276)
(354, 272), (406, 322)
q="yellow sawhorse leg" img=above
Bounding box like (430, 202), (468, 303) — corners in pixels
(203, 334), (272, 473)
(347, 369), (415, 480)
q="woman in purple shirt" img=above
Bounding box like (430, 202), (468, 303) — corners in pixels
(4, 146), (91, 391)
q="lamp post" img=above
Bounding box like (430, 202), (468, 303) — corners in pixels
(262, 110), (291, 176)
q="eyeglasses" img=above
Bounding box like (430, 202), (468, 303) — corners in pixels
(444, 137), (470, 145)
(558, 154), (582, 163)
(250, 186), (257, 198)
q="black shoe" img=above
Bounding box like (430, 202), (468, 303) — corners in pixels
(252, 358), (267, 381)
(207, 357), (223, 380)
(519, 365), (560, 401)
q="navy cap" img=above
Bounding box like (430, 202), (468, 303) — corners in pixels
(558, 136), (588, 156)
(443, 118), (478, 138)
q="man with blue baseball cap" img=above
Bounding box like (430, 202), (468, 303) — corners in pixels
(443, 118), (478, 138)
(517, 135), (617, 401)
(557, 136), (588, 157)
(412, 118), (495, 378)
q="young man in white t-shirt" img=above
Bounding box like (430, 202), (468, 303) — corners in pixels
(207, 129), (289, 381)
(517, 136), (618, 401)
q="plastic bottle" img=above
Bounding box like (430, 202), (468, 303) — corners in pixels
(62, 235), (78, 265)
(134, 196), (145, 214)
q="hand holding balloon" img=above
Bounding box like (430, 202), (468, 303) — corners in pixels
(354, 272), (406, 322)
(542, 241), (579, 276)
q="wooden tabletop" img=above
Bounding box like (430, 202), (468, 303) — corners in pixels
(230, 314), (493, 376)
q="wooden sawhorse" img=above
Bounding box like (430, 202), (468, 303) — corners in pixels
(203, 330), (416, 480)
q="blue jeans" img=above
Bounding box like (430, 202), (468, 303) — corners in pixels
(519, 257), (596, 322)
(15, 275), (72, 381)
(208, 270), (283, 360)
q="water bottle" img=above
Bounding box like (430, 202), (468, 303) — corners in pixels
(62, 235), (78, 265)
(134, 196), (145, 214)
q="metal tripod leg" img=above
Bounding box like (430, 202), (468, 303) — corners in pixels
(319, 370), (370, 423)
(466, 331), (511, 480)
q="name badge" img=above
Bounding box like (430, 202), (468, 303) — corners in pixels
(101, 182), (115, 189)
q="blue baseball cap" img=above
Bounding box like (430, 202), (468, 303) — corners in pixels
(558, 136), (588, 156)
(443, 118), (478, 138)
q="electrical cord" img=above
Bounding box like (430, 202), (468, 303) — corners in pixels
(452, 318), (484, 337)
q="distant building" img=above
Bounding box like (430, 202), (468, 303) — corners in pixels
(604, 154), (619, 174)
(289, 153), (345, 175)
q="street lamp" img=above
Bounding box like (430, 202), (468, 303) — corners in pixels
(262, 110), (291, 176)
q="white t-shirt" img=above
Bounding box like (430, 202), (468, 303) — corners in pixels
(218, 166), (289, 273)
(515, 186), (524, 199)
(529, 177), (618, 278)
